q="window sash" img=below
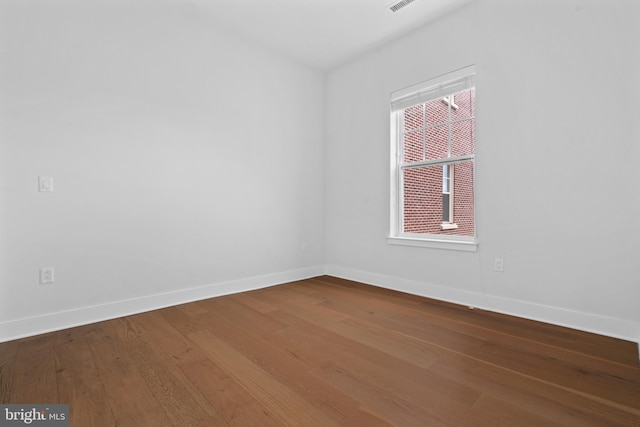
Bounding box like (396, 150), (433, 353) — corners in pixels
(397, 159), (475, 240)
(398, 89), (474, 165)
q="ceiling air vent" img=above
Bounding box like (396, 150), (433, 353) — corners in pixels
(388, 0), (417, 13)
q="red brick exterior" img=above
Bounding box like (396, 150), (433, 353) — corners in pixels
(401, 89), (475, 236)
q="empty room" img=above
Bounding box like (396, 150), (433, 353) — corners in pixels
(1, 0), (639, 425)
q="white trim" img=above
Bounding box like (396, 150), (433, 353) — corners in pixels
(388, 236), (477, 251)
(323, 265), (640, 344)
(325, 264), (491, 309)
(390, 109), (402, 236)
(2, 264), (638, 348)
(391, 65), (476, 111)
(442, 95), (459, 110)
(440, 223), (458, 230)
(488, 294), (640, 345)
(0, 265), (324, 343)
(402, 154), (474, 169)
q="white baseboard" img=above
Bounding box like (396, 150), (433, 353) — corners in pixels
(0, 265), (324, 343)
(324, 264), (491, 309)
(2, 264), (638, 350)
(324, 265), (640, 345)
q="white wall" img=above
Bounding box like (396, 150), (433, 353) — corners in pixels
(2, 0), (638, 345)
(325, 0), (640, 342)
(0, 0), (325, 340)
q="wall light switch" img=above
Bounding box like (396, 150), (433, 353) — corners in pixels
(38, 176), (53, 192)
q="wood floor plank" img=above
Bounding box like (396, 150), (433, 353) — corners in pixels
(308, 346), (482, 426)
(192, 307), (393, 427)
(470, 393), (566, 427)
(9, 334), (58, 404)
(187, 328), (341, 427)
(114, 315), (224, 427)
(314, 276), (639, 367)
(279, 321), (480, 408)
(324, 276), (637, 366)
(362, 302), (640, 409)
(310, 360), (450, 427)
(420, 302), (639, 367)
(176, 354), (283, 427)
(229, 293), (279, 314)
(156, 305), (203, 337)
(84, 320), (175, 427)
(272, 317), (486, 426)
(201, 296), (291, 337)
(0, 340), (17, 403)
(53, 325), (118, 427)
(432, 353), (640, 426)
(315, 283), (640, 409)
(134, 310), (203, 365)
(137, 310), (281, 427)
(318, 290), (640, 425)
(0, 276), (638, 426)
(257, 290), (441, 370)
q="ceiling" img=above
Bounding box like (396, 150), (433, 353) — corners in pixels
(189, 0), (474, 70)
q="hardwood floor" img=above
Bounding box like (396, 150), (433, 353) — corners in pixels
(1, 276), (639, 426)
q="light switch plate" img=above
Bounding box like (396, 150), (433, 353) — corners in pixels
(38, 176), (53, 192)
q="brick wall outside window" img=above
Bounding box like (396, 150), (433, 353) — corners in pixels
(402, 89), (475, 236)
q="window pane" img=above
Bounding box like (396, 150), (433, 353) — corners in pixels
(426, 97), (448, 126)
(442, 193), (451, 222)
(404, 104), (424, 131)
(450, 161), (474, 236)
(442, 164), (450, 193)
(451, 119), (475, 157)
(425, 125), (448, 160)
(403, 166), (443, 234)
(403, 161), (474, 236)
(450, 88), (475, 120)
(403, 130), (423, 163)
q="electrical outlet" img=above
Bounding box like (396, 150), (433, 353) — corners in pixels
(494, 258), (504, 273)
(40, 267), (55, 284)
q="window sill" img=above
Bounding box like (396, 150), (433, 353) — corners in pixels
(387, 236), (477, 252)
(440, 223), (458, 230)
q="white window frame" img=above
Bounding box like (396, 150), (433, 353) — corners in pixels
(442, 95), (459, 110)
(388, 65), (477, 252)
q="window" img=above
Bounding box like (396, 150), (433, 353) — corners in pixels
(442, 164), (453, 224)
(389, 66), (476, 250)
